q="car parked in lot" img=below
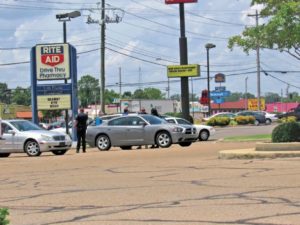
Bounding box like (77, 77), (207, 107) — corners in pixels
(258, 111), (278, 124)
(0, 120), (72, 157)
(276, 104), (300, 121)
(164, 117), (216, 141)
(86, 114), (198, 151)
(235, 111), (266, 125)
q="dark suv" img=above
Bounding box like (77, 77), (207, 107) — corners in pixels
(276, 105), (300, 121)
(235, 111), (267, 125)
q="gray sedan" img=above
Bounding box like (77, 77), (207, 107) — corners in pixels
(0, 120), (72, 157)
(86, 114), (198, 151)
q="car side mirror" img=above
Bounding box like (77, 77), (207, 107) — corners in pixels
(8, 130), (16, 135)
(139, 121), (147, 126)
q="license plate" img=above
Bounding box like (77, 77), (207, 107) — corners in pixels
(59, 142), (65, 146)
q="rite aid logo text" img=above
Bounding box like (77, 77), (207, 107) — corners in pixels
(41, 46), (64, 67)
(36, 44), (70, 80)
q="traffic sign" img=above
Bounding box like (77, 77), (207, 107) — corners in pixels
(210, 91), (231, 97)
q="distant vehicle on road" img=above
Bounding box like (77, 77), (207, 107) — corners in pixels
(164, 117), (216, 141)
(235, 111), (266, 125)
(86, 114), (198, 151)
(0, 120), (72, 157)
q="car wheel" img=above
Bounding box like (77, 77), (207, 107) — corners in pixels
(96, 134), (111, 151)
(24, 140), (41, 157)
(156, 131), (172, 148)
(254, 120), (260, 126)
(52, 150), (67, 155)
(266, 119), (272, 125)
(179, 142), (192, 147)
(120, 146), (132, 150)
(0, 153), (10, 158)
(199, 130), (209, 141)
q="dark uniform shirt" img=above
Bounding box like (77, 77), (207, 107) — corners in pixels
(76, 113), (88, 131)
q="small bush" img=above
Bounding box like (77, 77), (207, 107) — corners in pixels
(0, 208), (9, 225)
(235, 116), (255, 125)
(272, 122), (300, 143)
(207, 117), (230, 126)
(278, 116), (297, 123)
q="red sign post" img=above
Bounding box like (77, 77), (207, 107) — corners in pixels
(165, 0), (197, 4)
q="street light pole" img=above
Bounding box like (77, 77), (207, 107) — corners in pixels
(205, 43), (216, 116)
(56, 11), (81, 135)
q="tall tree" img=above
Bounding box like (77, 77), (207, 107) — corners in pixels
(0, 83), (9, 104)
(11, 87), (31, 106)
(78, 75), (100, 107)
(228, 0), (300, 60)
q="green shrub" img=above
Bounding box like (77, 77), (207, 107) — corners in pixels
(272, 122), (300, 143)
(207, 117), (230, 126)
(235, 116), (255, 125)
(0, 208), (9, 225)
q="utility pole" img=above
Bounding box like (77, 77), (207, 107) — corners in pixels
(138, 67), (142, 110)
(248, 10), (261, 111)
(100, 0), (105, 114)
(179, 3), (190, 120)
(119, 67), (122, 113)
(87, 2), (123, 114)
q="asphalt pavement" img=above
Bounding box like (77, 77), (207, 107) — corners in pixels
(1, 140), (300, 225)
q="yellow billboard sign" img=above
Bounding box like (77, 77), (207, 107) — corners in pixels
(248, 98), (265, 111)
(167, 64), (200, 78)
(37, 95), (71, 110)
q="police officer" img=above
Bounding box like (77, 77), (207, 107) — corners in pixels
(75, 108), (88, 153)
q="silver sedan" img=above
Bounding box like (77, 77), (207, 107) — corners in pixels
(0, 120), (72, 157)
(86, 114), (198, 151)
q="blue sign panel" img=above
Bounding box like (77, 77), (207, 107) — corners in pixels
(215, 86), (226, 92)
(37, 84), (72, 95)
(210, 91), (231, 97)
(214, 98), (225, 104)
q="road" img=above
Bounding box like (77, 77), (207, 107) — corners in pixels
(1, 137), (300, 225)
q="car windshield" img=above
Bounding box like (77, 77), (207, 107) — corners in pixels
(176, 118), (191, 125)
(140, 115), (167, 125)
(10, 120), (43, 131)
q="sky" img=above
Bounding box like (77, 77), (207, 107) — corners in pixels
(0, 0), (299, 99)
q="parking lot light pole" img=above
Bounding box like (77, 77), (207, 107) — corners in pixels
(56, 11), (81, 135)
(205, 43), (216, 116)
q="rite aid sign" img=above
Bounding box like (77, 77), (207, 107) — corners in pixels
(35, 43), (70, 80)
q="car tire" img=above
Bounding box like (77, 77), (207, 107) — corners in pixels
(266, 119), (272, 125)
(179, 142), (192, 147)
(254, 120), (260, 126)
(96, 134), (111, 151)
(24, 140), (41, 157)
(52, 150), (67, 155)
(199, 130), (209, 141)
(0, 153), (10, 158)
(156, 131), (172, 148)
(120, 146), (132, 150)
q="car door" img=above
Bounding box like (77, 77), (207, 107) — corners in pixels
(0, 122), (15, 151)
(125, 117), (145, 145)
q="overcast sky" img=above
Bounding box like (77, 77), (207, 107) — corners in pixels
(0, 0), (299, 98)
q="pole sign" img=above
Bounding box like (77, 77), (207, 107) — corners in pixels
(167, 64), (200, 78)
(215, 73), (226, 83)
(36, 44), (70, 80)
(165, 0), (197, 4)
(210, 91), (231, 98)
(215, 86), (226, 92)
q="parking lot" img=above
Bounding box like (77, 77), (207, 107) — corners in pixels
(1, 141), (300, 225)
